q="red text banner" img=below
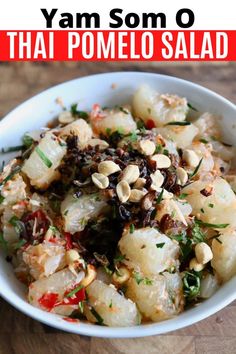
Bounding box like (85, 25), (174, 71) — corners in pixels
(0, 30), (235, 61)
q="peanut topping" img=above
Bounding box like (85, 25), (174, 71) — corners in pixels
(195, 242), (213, 264)
(139, 139), (156, 156)
(129, 189), (147, 203)
(116, 180), (131, 203)
(183, 149), (200, 168)
(98, 161), (121, 176)
(92, 173), (109, 189)
(150, 154), (171, 169)
(120, 165), (139, 185)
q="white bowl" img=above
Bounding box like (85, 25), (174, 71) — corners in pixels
(0, 72), (236, 338)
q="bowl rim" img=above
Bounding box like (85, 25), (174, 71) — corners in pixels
(0, 71), (236, 338)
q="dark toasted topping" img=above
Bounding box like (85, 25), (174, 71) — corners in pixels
(200, 186), (213, 197)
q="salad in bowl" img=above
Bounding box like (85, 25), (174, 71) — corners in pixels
(0, 74), (236, 334)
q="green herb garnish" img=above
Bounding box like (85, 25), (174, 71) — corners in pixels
(14, 239), (27, 250)
(200, 138), (208, 144)
(133, 271), (143, 285)
(156, 188), (164, 204)
(137, 120), (146, 131)
(104, 266), (113, 276)
(171, 232), (187, 243)
(9, 216), (26, 236)
(191, 222), (205, 243)
(195, 220), (229, 229)
(119, 106), (129, 114)
(114, 254), (125, 264)
(183, 271), (201, 299)
(189, 158), (203, 178)
(66, 285), (84, 298)
(109, 300), (113, 308)
(129, 131), (138, 142)
(1, 146), (23, 154)
(90, 307), (104, 325)
(155, 144), (162, 154)
(209, 234), (223, 244)
(71, 104), (89, 120)
(163, 149), (169, 156)
(129, 224), (135, 234)
(0, 165), (21, 188)
(187, 103), (198, 112)
(156, 242), (165, 249)
(0, 161), (5, 173)
(78, 301), (84, 313)
(166, 121), (191, 126)
(143, 278), (153, 286)
(200, 208), (205, 213)
(0, 233), (8, 253)
(35, 146), (52, 168)
(0, 195), (4, 204)
(133, 271), (153, 286)
(180, 238), (193, 262)
(22, 134), (34, 148)
(179, 193), (188, 200)
(208, 203), (214, 208)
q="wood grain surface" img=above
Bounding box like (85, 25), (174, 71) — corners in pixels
(0, 62), (236, 354)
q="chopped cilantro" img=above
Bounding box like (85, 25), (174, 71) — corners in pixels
(0, 232), (8, 253)
(133, 271), (153, 286)
(129, 224), (135, 234)
(183, 271), (201, 300)
(155, 144), (162, 154)
(156, 242), (165, 249)
(171, 232), (187, 243)
(137, 120), (146, 130)
(133, 271), (143, 285)
(109, 300), (113, 308)
(179, 193), (188, 200)
(143, 278), (153, 286)
(70, 104), (89, 120)
(114, 254), (125, 264)
(0, 195), (4, 204)
(200, 208), (205, 213)
(22, 134), (34, 148)
(104, 266), (113, 276)
(191, 222), (205, 243)
(129, 131), (138, 142)
(105, 128), (112, 135)
(200, 138), (208, 144)
(163, 149), (169, 156)
(14, 239), (27, 250)
(208, 203), (214, 208)
(9, 216), (26, 236)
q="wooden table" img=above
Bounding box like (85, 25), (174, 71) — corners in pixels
(0, 62), (236, 354)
